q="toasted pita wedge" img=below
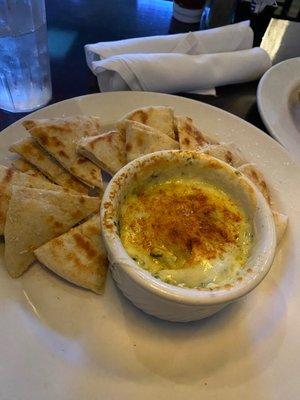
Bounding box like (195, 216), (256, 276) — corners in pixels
(10, 138), (90, 194)
(23, 116), (103, 189)
(0, 165), (68, 235)
(124, 120), (179, 162)
(118, 106), (175, 139)
(34, 214), (108, 293)
(200, 143), (246, 168)
(11, 158), (50, 181)
(238, 163), (271, 205)
(4, 186), (100, 278)
(238, 163), (288, 244)
(77, 130), (126, 176)
(176, 116), (213, 150)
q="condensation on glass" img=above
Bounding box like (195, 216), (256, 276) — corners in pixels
(0, 0), (52, 112)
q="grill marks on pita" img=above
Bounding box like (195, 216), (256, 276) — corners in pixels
(77, 130), (126, 176)
(118, 106), (176, 139)
(11, 157), (51, 181)
(176, 116), (210, 150)
(238, 163), (271, 205)
(73, 107), (178, 176)
(4, 186), (100, 278)
(0, 165), (69, 235)
(199, 143), (246, 168)
(10, 138), (90, 194)
(35, 214), (108, 294)
(122, 120), (179, 163)
(23, 116), (103, 189)
(238, 163), (287, 243)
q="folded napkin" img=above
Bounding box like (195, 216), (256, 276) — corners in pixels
(85, 21), (253, 65)
(85, 21), (271, 94)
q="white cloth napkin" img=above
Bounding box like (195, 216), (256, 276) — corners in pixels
(85, 21), (254, 65)
(85, 21), (271, 94)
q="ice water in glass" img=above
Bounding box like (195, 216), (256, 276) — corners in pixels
(0, 0), (52, 112)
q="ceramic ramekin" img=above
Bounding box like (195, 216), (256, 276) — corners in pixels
(100, 150), (276, 322)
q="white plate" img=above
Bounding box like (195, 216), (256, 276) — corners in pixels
(1, 92), (299, 400)
(257, 57), (300, 162)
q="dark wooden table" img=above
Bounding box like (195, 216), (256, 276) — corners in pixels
(0, 0), (295, 132)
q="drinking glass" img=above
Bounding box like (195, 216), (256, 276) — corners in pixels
(0, 0), (52, 112)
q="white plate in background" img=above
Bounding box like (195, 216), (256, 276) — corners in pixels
(0, 92), (299, 400)
(257, 57), (300, 162)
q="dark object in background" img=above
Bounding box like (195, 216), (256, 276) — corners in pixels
(235, 0), (300, 45)
(169, 17), (200, 33)
(235, 1), (277, 45)
(173, 0), (205, 23)
(199, 0), (299, 45)
(174, 0), (205, 8)
(200, 0), (239, 29)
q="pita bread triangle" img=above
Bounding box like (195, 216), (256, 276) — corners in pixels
(0, 164), (68, 235)
(77, 130), (126, 176)
(199, 143), (247, 168)
(23, 116), (103, 189)
(176, 116), (212, 150)
(238, 163), (288, 244)
(34, 214), (108, 293)
(118, 106), (176, 139)
(238, 163), (271, 205)
(11, 157), (50, 181)
(4, 186), (100, 278)
(10, 138), (90, 194)
(123, 120), (179, 163)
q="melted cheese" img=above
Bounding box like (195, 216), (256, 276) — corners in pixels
(119, 178), (252, 289)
